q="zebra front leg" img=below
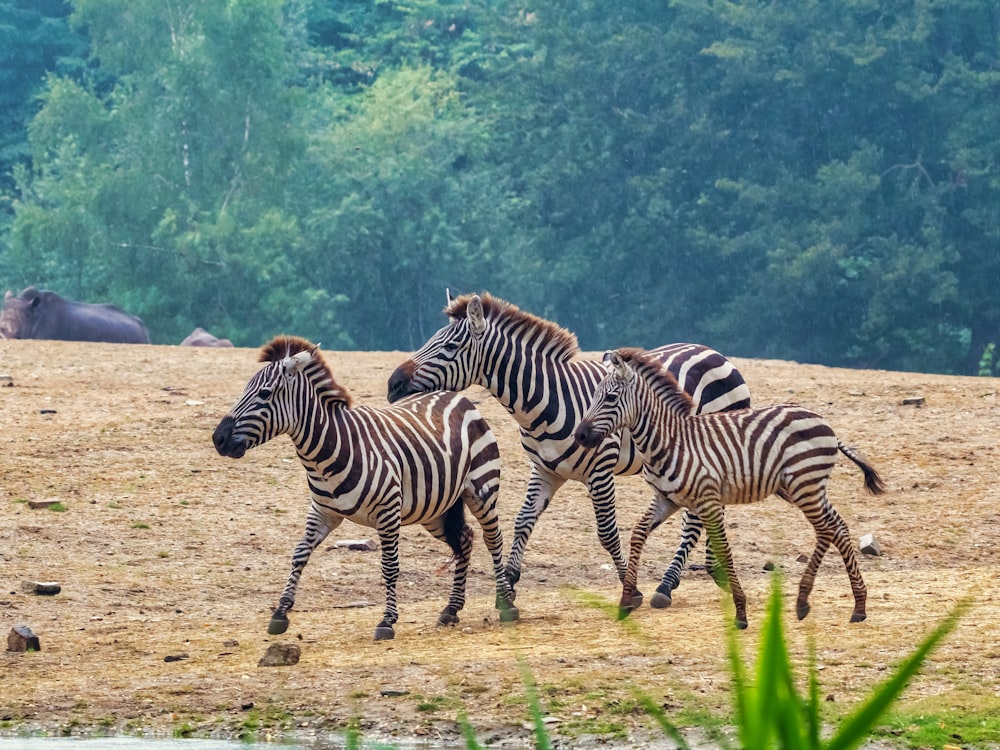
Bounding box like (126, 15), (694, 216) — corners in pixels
(374, 504), (403, 641)
(701, 500), (748, 629)
(651, 509), (704, 609)
(587, 471), (645, 608)
(270, 505), (340, 635)
(504, 467), (564, 589)
(619, 492), (680, 618)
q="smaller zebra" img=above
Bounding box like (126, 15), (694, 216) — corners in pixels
(213, 336), (518, 640)
(575, 349), (885, 629)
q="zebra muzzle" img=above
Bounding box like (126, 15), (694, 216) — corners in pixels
(212, 416), (248, 458)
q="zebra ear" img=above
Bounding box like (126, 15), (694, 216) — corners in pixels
(282, 349), (313, 374)
(607, 350), (632, 381)
(467, 294), (487, 337)
(446, 288), (454, 305)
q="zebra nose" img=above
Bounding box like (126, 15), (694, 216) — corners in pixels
(386, 364), (414, 403)
(575, 422), (602, 449)
(212, 416), (245, 457)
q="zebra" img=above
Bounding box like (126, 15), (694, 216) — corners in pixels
(575, 348), (886, 629)
(386, 292), (751, 608)
(212, 335), (519, 641)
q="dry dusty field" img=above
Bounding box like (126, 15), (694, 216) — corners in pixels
(1, 339), (998, 747)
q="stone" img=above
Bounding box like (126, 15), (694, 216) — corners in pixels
(21, 581), (61, 596)
(901, 396), (925, 407)
(859, 533), (881, 556)
(7, 625), (41, 652)
(258, 642), (300, 667)
(333, 539), (378, 551)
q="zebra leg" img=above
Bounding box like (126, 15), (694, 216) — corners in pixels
(585, 470), (647, 608)
(504, 466), (564, 588)
(798, 499), (867, 623)
(423, 514), (474, 628)
(652, 508), (704, 608)
(374, 503), (403, 641)
(269, 504), (341, 635)
(619, 492), (680, 618)
(700, 499), (749, 629)
(462, 486), (519, 623)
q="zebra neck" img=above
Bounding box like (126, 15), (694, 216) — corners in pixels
(481, 351), (577, 430)
(631, 385), (684, 466)
(288, 398), (341, 463)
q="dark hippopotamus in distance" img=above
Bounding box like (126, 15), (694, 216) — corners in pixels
(0, 286), (150, 344)
(180, 327), (233, 347)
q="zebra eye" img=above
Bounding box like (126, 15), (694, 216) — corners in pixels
(442, 341), (460, 354)
(258, 388), (272, 400)
(604, 391), (617, 404)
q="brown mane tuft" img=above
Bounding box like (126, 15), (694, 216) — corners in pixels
(614, 348), (695, 414)
(445, 292), (580, 361)
(259, 335), (316, 363)
(258, 335), (352, 407)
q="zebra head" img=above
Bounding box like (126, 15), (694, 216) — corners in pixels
(575, 350), (637, 449)
(387, 292), (488, 403)
(213, 338), (321, 459)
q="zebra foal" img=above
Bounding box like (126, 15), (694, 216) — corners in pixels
(213, 336), (518, 640)
(387, 292), (751, 609)
(575, 349), (885, 628)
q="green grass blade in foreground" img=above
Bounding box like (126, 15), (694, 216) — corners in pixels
(517, 652), (552, 750)
(633, 690), (693, 750)
(824, 596), (972, 750)
(458, 711), (483, 750)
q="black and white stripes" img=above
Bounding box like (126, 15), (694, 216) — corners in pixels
(575, 348), (885, 628)
(213, 335), (517, 640)
(387, 293), (751, 605)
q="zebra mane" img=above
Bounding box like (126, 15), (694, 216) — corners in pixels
(614, 348), (695, 415)
(258, 335), (353, 407)
(445, 292), (580, 361)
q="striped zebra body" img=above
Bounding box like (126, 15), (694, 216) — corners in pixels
(213, 336), (517, 640)
(576, 349), (885, 628)
(387, 292), (751, 606)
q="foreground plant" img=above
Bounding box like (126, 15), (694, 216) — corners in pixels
(726, 577), (970, 750)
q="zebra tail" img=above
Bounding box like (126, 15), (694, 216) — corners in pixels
(838, 440), (887, 495)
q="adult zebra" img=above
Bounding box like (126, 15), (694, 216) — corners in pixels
(576, 349), (885, 628)
(387, 292), (751, 608)
(213, 335), (518, 640)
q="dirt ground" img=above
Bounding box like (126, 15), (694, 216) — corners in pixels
(1, 339), (998, 746)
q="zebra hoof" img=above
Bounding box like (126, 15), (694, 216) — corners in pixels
(505, 566), (522, 587)
(850, 611), (867, 623)
(498, 605), (520, 623)
(374, 625), (396, 641)
(735, 618), (749, 630)
(616, 605), (635, 621)
(267, 614), (289, 635)
(437, 611), (460, 627)
(650, 591), (673, 609)
(796, 602), (811, 620)
(631, 590), (644, 609)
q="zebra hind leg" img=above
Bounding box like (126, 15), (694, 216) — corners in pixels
(375, 521), (403, 641)
(437, 523), (474, 627)
(463, 484), (519, 623)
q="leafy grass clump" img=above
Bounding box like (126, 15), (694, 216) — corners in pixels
(722, 576), (970, 750)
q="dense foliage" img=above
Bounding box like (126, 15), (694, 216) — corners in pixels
(1, 0), (997, 374)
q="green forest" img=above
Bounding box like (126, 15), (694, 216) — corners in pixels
(1, 0), (998, 374)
